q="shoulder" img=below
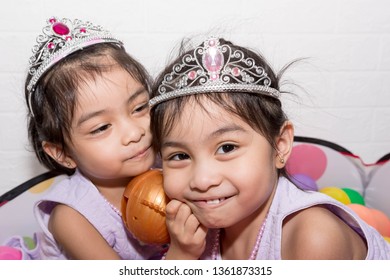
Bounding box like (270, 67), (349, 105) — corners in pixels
(38, 173), (103, 216)
(49, 204), (120, 259)
(48, 203), (93, 239)
(281, 205), (367, 259)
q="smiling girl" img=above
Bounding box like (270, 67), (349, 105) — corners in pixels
(150, 37), (390, 259)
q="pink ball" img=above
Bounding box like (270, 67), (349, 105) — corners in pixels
(0, 246), (22, 260)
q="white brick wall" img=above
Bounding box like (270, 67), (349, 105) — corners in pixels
(1, 0), (389, 194)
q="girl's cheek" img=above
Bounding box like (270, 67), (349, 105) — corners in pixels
(164, 185), (178, 199)
(163, 177), (182, 199)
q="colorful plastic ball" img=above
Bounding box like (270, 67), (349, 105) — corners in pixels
(384, 237), (390, 243)
(342, 188), (365, 205)
(287, 144), (327, 180)
(347, 204), (378, 230)
(23, 236), (36, 250)
(290, 173), (318, 191)
(320, 187), (351, 205)
(370, 208), (390, 237)
(0, 246), (22, 260)
(121, 169), (170, 245)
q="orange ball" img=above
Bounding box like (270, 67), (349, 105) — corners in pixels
(121, 169), (170, 244)
(347, 204), (378, 230)
(370, 209), (390, 237)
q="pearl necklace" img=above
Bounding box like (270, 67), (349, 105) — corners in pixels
(101, 195), (122, 217)
(211, 215), (268, 260)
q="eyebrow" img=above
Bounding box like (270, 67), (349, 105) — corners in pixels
(76, 87), (147, 127)
(162, 124), (246, 148)
(210, 124), (245, 138)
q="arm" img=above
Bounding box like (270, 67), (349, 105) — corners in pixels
(49, 204), (121, 260)
(281, 206), (367, 260)
(164, 199), (207, 260)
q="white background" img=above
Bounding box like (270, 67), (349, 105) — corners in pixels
(1, 0), (390, 194)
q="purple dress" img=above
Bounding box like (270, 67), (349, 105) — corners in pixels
(201, 177), (390, 260)
(5, 169), (164, 259)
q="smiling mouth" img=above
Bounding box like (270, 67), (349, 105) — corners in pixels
(194, 196), (233, 206)
(128, 145), (151, 160)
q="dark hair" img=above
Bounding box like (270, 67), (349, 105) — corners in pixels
(150, 38), (291, 177)
(25, 43), (152, 175)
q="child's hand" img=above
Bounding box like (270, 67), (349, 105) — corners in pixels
(164, 199), (207, 259)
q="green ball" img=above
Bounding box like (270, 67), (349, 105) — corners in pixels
(342, 188), (365, 205)
(23, 236), (36, 250)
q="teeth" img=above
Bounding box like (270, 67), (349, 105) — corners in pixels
(207, 199), (220, 205)
(206, 198), (225, 205)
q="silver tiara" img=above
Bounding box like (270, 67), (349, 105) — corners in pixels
(27, 17), (123, 115)
(149, 37), (280, 107)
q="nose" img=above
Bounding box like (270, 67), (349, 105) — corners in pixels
(121, 119), (146, 146)
(189, 160), (222, 192)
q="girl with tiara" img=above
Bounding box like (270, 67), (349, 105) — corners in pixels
(2, 17), (164, 259)
(149, 37), (390, 259)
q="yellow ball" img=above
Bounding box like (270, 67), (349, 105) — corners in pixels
(319, 187), (351, 205)
(384, 237), (390, 243)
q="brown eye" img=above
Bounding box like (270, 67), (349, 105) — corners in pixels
(169, 153), (190, 161)
(217, 144), (236, 154)
(91, 124), (111, 135)
(134, 103), (148, 113)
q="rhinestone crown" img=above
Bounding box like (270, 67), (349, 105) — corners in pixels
(149, 37), (280, 107)
(27, 17), (122, 114)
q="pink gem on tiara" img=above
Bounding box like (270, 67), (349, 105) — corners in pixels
(188, 70), (197, 80)
(232, 67), (240, 77)
(204, 46), (223, 73)
(210, 73), (219, 81)
(47, 42), (55, 49)
(80, 27), (87, 33)
(52, 22), (70, 36)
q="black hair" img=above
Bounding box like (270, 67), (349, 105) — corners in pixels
(25, 43), (152, 175)
(150, 38), (292, 177)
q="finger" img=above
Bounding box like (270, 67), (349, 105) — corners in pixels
(173, 203), (192, 226)
(165, 199), (182, 220)
(185, 214), (208, 239)
(184, 214), (201, 233)
(194, 223), (208, 240)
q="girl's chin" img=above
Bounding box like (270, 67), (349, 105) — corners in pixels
(196, 217), (229, 229)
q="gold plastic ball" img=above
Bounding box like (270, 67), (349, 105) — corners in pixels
(121, 169), (170, 244)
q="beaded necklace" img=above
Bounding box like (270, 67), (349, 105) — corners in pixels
(211, 215), (268, 260)
(101, 195), (122, 217)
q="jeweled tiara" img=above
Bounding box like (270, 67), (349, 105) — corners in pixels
(149, 37), (280, 107)
(27, 17), (123, 115)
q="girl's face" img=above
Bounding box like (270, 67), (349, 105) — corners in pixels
(67, 66), (154, 186)
(160, 98), (280, 229)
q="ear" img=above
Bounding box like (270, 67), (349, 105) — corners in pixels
(42, 141), (77, 169)
(275, 121), (294, 169)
